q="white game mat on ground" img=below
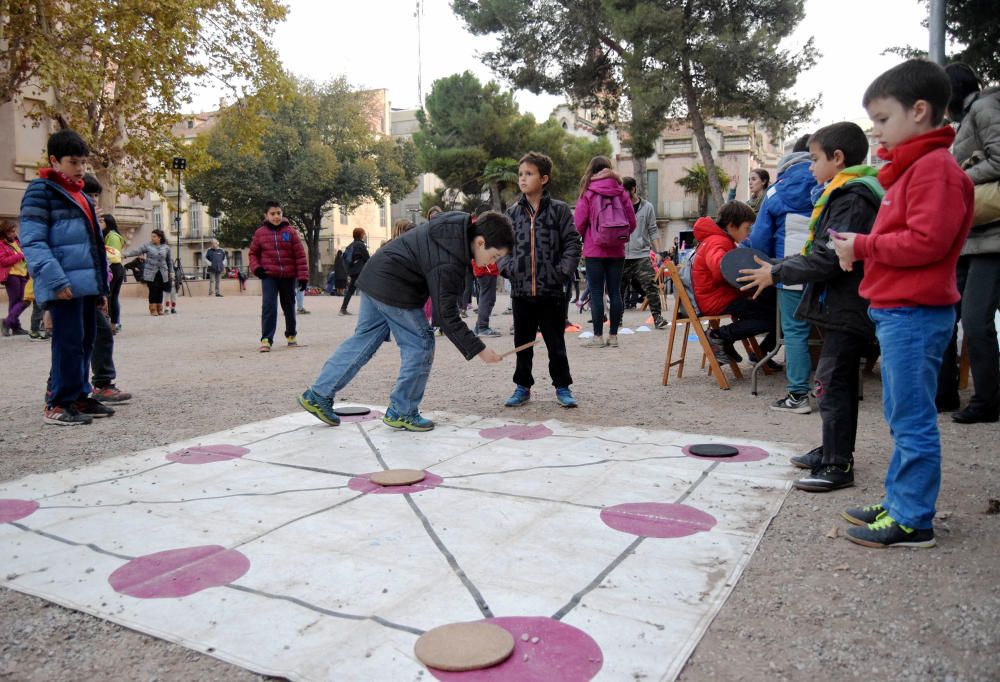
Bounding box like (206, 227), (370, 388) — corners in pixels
(0, 410), (798, 681)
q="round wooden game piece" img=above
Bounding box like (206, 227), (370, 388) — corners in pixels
(414, 621), (515, 672)
(688, 443), (740, 457)
(369, 469), (427, 486)
(333, 405), (371, 416)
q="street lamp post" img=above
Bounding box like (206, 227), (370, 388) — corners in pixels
(172, 156), (186, 273)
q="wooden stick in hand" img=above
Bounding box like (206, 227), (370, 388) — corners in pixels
(499, 338), (542, 359)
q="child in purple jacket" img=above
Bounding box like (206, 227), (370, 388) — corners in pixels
(574, 156), (636, 348)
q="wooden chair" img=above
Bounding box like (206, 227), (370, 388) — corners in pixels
(659, 261), (763, 390)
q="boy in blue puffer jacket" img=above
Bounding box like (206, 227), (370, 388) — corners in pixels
(748, 142), (819, 414)
(20, 130), (112, 425)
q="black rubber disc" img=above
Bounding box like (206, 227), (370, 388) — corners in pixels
(689, 443), (740, 457)
(333, 405), (371, 416)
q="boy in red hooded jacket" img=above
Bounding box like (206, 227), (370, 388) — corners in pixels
(690, 201), (777, 364)
(249, 201), (308, 352)
(832, 60), (974, 549)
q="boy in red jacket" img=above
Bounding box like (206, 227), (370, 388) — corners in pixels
(690, 201), (777, 365)
(248, 201), (308, 352)
(833, 60), (975, 549)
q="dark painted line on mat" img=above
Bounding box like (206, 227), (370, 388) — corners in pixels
(358, 424), (390, 470)
(437, 484), (604, 511)
(233, 493), (367, 548)
(225, 584), (424, 636)
(403, 493), (493, 618)
(8, 522), (133, 560)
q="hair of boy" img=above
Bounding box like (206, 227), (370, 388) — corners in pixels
(750, 168), (771, 188)
(862, 59), (951, 126)
(944, 63), (982, 121)
(578, 155), (614, 196)
(263, 200), (282, 212)
(151, 228), (167, 244)
(103, 214), (120, 234)
(809, 122), (871, 167)
(351, 227), (365, 241)
(518, 151), (553, 179)
(622, 176), (637, 193)
(718, 201), (756, 230)
(471, 210), (515, 251)
(47, 129), (89, 160)
(792, 133), (811, 153)
(82, 173), (102, 196)
(392, 218), (414, 239)
(426, 205), (443, 220)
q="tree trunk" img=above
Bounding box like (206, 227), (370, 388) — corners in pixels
(682, 55), (724, 210)
(490, 181), (503, 211)
(632, 156), (647, 199)
(304, 212), (322, 285)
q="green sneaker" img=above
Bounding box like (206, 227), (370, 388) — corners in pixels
(842, 503), (885, 526)
(844, 513), (936, 549)
(298, 389), (340, 426)
(382, 407), (434, 432)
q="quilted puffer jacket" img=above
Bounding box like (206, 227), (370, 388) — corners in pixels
(248, 219), (308, 280)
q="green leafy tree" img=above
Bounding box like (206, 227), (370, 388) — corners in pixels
(480, 157), (519, 210)
(0, 0), (287, 210)
(452, 0), (816, 209)
(523, 118), (612, 201)
(676, 163), (730, 217)
(186, 76), (420, 283)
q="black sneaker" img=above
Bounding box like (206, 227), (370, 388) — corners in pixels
(845, 514), (936, 549)
(91, 385), (132, 404)
(793, 464), (854, 492)
(951, 405), (999, 424)
(72, 397), (115, 418)
(43, 404), (93, 426)
(706, 330), (734, 365)
(790, 445), (822, 469)
(653, 317), (669, 329)
(770, 392), (811, 414)
(842, 503), (886, 526)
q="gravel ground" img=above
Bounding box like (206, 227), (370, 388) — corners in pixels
(1, 293), (997, 681)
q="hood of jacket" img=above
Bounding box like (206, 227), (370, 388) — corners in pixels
(772, 156), (816, 214)
(586, 174), (625, 197)
(693, 216), (731, 243)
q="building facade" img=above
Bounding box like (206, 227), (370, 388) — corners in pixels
(389, 107), (443, 226)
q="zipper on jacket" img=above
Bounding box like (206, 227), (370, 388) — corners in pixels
(529, 206), (537, 296)
(273, 229), (284, 277)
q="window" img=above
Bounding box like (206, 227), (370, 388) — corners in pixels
(232, 251), (243, 269)
(646, 170), (659, 213)
(153, 205), (163, 231)
(339, 205), (348, 224)
(379, 202), (386, 227)
(210, 215), (220, 234)
(662, 138), (692, 154)
(189, 203), (201, 237)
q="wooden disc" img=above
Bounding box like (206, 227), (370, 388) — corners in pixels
(689, 443), (740, 457)
(414, 621), (515, 672)
(333, 405), (371, 416)
(369, 469), (427, 486)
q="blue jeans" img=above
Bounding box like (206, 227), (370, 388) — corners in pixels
(871, 305), (954, 529)
(585, 257), (624, 336)
(261, 277), (296, 343)
(310, 293), (435, 417)
(778, 288), (811, 395)
(48, 296), (98, 407)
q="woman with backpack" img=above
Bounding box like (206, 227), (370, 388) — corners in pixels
(339, 227), (370, 316)
(574, 156), (636, 348)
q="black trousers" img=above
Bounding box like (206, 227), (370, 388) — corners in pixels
(108, 263), (124, 324)
(341, 276), (358, 311)
(814, 329), (871, 467)
(512, 296), (572, 389)
(147, 272), (165, 304)
(91, 307), (116, 388)
(719, 288), (777, 353)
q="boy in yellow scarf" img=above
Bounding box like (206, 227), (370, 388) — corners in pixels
(737, 122), (883, 493)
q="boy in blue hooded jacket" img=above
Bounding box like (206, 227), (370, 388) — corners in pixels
(748, 144), (818, 413)
(20, 130), (112, 425)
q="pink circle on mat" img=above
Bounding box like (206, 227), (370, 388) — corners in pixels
(428, 616), (602, 681)
(600, 502), (716, 538)
(0, 499), (39, 523)
(348, 471), (443, 495)
(166, 444), (250, 464)
(339, 409), (384, 424)
(682, 444), (769, 463)
(479, 424), (553, 441)
(109, 545), (250, 598)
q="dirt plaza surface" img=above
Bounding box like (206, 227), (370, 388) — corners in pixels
(1, 293), (997, 681)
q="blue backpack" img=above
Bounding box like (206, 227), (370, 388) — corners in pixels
(343, 243), (355, 267)
(591, 193), (631, 247)
(677, 246), (700, 316)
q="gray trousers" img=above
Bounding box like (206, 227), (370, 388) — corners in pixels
(476, 275), (497, 332)
(208, 270), (222, 295)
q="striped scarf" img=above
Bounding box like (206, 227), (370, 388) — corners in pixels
(802, 165), (879, 255)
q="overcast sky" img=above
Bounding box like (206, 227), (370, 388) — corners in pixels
(190, 0), (938, 133)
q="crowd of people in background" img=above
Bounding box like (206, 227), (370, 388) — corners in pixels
(5, 58), (998, 552)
